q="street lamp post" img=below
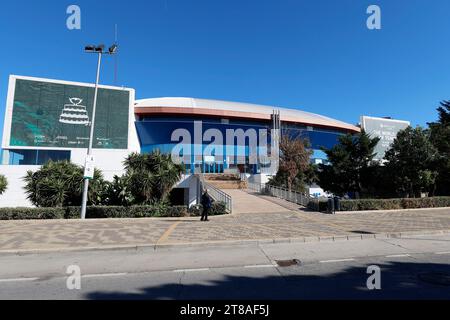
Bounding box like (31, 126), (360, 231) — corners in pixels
(81, 44), (118, 220)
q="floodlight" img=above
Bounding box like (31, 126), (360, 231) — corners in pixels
(85, 45), (96, 52)
(95, 45), (105, 52)
(108, 44), (118, 54)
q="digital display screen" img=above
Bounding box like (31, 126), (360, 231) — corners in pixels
(10, 79), (130, 149)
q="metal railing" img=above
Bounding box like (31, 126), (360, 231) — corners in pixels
(247, 182), (315, 209)
(195, 172), (233, 214)
(265, 185), (311, 208)
(247, 181), (266, 194)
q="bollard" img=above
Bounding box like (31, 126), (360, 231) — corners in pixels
(334, 196), (341, 212)
(327, 197), (335, 214)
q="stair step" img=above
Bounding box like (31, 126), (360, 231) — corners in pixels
(206, 180), (248, 190)
(204, 174), (241, 181)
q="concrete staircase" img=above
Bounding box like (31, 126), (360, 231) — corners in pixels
(201, 174), (289, 214)
(203, 174), (248, 190)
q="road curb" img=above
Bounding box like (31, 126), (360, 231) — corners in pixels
(335, 207), (450, 215)
(1, 229), (449, 257)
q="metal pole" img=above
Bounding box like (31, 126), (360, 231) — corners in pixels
(81, 52), (102, 219)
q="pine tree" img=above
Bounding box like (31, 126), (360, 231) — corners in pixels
(384, 127), (438, 198)
(317, 130), (380, 197)
(428, 101), (450, 195)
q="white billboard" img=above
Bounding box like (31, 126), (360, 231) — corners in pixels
(361, 116), (410, 161)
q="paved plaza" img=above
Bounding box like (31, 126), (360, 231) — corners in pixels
(0, 191), (449, 253)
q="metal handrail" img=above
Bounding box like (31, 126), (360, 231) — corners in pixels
(247, 181), (266, 194)
(247, 182), (315, 209)
(194, 171), (233, 214)
(265, 184), (311, 207)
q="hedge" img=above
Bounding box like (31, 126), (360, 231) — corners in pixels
(190, 202), (228, 216)
(0, 202), (228, 220)
(0, 207), (66, 220)
(308, 197), (450, 212)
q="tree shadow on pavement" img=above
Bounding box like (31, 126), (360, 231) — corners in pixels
(85, 261), (450, 300)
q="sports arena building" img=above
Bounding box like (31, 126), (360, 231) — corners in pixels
(0, 75), (360, 207)
(134, 97), (359, 175)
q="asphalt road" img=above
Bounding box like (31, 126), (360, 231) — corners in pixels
(0, 235), (449, 300)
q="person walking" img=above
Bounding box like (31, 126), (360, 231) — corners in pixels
(200, 190), (212, 222)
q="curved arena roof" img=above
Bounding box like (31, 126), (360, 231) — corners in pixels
(135, 97), (360, 133)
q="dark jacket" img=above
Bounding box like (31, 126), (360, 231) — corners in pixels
(201, 193), (212, 209)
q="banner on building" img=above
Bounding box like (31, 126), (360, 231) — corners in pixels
(8, 78), (130, 149)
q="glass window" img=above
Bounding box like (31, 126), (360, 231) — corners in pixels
(8, 149), (71, 165)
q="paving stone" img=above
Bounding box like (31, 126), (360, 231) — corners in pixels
(0, 198), (449, 253)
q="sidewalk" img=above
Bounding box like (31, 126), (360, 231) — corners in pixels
(225, 190), (289, 214)
(0, 205), (449, 254)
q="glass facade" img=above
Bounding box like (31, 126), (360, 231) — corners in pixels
(7, 149), (71, 165)
(136, 117), (268, 174)
(135, 116), (346, 174)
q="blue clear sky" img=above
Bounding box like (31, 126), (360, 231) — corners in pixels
(1, 0), (450, 143)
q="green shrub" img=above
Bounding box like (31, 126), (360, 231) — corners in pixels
(0, 202), (229, 220)
(0, 207), (66, 220)
(188, 202), (228, 216)
(72, 204), (170, 219)
(0, 175), (7, 195)
(338, 200), (358, 212)
(210, 202), (227, 215)
(341, 199), (403, 211)
(123, 151), (184, 205)
(307, 197), (450, 212)
(433, 197), (450, 208)
(188, 205), (202, 217)
(64, 207), (83, 219)
(23, 161), (104, 207)
(101, 175), (135, 206)
(401, 197), (450, 209)
(165, 206), (189, 217)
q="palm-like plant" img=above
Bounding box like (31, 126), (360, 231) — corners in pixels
(123, 152), (149, 172)
(0, 174), (8, 195)
(23, 161), (104, 207)
(102, 175), (135, 206)
(123, 151), (184, 204)
(150, 151), (185, 201)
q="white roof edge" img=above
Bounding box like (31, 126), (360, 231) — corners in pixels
(135, 97), (358, 130)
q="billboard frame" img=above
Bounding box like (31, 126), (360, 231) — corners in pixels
(360, 115), (411, 161)
(360, 115), (410, 131)
(2, 75), (136, 153)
